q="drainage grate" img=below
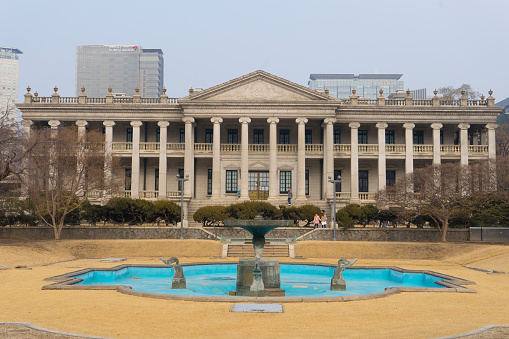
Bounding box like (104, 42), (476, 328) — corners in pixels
(231, 303), (283, 313)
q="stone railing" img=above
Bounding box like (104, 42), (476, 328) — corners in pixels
(195, 143), (213, 152)
(386, 144), (405, 152)
(413, 145), (433, 153)
(441, 145), (460, 153)
(140, 142), (159, 151)
(336, 192), (351, 199)
(112, 142), (133, 151)
(86, 98), (107, 103)
(305, 144), (323, 152)
(359, 193), (376, 200)
(140, 191), (159, 199)
(358, 144), (378, 153)
(469, 145), (488, 153)
(166, 191), (181, 198)
(167, 143), (185, 151)
(221, 144), (241, 152)
(249, 144), (269, 152)
(385, 100), (406, 106)
(467, 100), (487, 106)
(412, 99), (433, 106)
(278, 144), (297, 152)
(112, 190), (132, 198)
(334, 144), (351, 153)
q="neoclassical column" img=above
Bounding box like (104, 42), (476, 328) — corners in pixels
(349, 122), (360, 201)
(296, 118), (308, 201)
(458, 123), (470, 166)
(376, 122), (388, 192)
(48, 120), (60, 190)
(20, 120), (33, 198)
(103, 120), (115, 191)
(211, 117), (223, 200)
(75, 120), (88, 196)
(431, 123), (443, 165)
(130, 121), (143, 198)
(321, 122), (327, 199)
(183, 117), (195, 198)
(325, 118), (336, 200)
(157, 121), (169, 199)
(267, 117), (279, 200)
(403, 123), (415, 174)
(486, 123), (497, 160)
(239, 117), (251, 200)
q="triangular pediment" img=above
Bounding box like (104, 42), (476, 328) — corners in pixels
(183, 70), (332, 102)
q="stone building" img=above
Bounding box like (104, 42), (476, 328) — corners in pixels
(17, 70), (501, 224)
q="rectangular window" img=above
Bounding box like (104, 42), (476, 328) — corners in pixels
(334, 169), (342, 192)
(177, 168), (184, 191)
(156, 128), (160, 143)
(253, 129), (264, 144)
(179, 128), (185, 143)
(155, 168), (159, 191)
(228, 129), (238, 144)
(359, 170), (368, 192)
(305, 129), (312, 144)
(386, 170), (396, 187)
(226, 170), (238, 193)
(413, 130), (424, 145)
(440, 130), (443, 145)
(279, 129), (290, 144)
(334, 129), (341, 144)
(280, 170), (292, 193)
(305, 170), (309, 195)
(207, 169), (212, 195)
(205, 129), (213, 143)
(385, 130), (395, 144)
(125, 168), (132, 191)
(126, 128), (133, 143)
(358, 130), (368, 144)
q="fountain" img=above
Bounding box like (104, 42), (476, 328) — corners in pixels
(331, 258), (358, 291)
(224, 217), (293, 297)
(159, 257), (186, 289)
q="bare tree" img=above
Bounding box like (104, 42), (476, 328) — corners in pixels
(496, 123), (509, 157)
(437, 84), (482, 100)
(24, 126), (106, 240)
(378, 163), (489, 242)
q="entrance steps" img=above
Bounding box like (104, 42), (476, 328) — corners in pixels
(224, 244), (292, 258)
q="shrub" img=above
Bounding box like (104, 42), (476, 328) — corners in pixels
(225, 201), (281, 220)
(154, 200), (181, 225)
(297, 205), (321, 226)
(336, 204), (364, 228)
(193, 205), (228, 226)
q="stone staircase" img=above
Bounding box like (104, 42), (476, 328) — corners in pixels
(225, 243), (291, 258)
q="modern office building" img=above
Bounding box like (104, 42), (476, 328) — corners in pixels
(0, 47), (22, 122)
(18, 70), (501, 225)
(308, 74), (404, 99)
(75, 45), (164, 97)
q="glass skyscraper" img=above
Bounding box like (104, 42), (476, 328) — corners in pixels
(308, 74), (404, 99)
(0, 47), (22, 122)
(76, 45), (164, 97)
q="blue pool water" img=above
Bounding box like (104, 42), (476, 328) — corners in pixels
(73, 264), (447, 297)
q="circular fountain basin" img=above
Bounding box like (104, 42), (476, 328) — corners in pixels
(56, 263), (469, 301)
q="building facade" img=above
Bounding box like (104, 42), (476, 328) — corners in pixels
(18, 71), (501, 225)
(308, 74), (404, 99)
(75, 45), (164, 98)
(0, 47), (22, 122)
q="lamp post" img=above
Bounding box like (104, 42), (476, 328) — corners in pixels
(328, 174), (341, 241)
(176, 173), (189, 240)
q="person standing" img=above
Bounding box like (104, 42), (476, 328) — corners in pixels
(287, 188), (293, 206)
(313, 213), (320, 229)
(321, 210), (327, 228)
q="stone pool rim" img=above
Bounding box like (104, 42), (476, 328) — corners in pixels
(42, 262), (476, 302)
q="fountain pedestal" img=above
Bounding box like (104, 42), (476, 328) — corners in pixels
(224, 219), (292, 297)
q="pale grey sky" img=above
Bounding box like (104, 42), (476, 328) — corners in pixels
(4, 0), (508, 101)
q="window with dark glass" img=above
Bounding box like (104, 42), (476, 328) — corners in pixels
(228, 129), (238, 144)
(385, 130), (395, 144)
(126, 128), (133, 142)
(305, 130), (312, 144)
(205, 129), (213, 143)
(155, 168), (159, 191)
(226, 170), (238, 193)
(125, 168), (132, 190)
(440, 130), (443, 145)
(253, 129), (264, 144)
(334, 129), (341, 144)
(280, 171), (292, 193)
(207, 169), (212, 195)
(386, 170), (396, 187)
(413, 130), (424, 144)
(305, 170), (309, 195)
(279, 129), (290, 144)
(334, 169), (342, 192)
(156, 128), (160, 143)
(177, 168), (184, 191)
(358, 130), (368, 144)
(179, 128), (185, 143)
(359, 170), (368, 192)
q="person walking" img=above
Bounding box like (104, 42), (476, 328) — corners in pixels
(321, 210), (327, 228)
(287, 188), (293, 206)
(313, 213), (320, 229)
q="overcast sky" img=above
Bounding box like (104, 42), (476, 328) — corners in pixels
(4, 0), (508, 101)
